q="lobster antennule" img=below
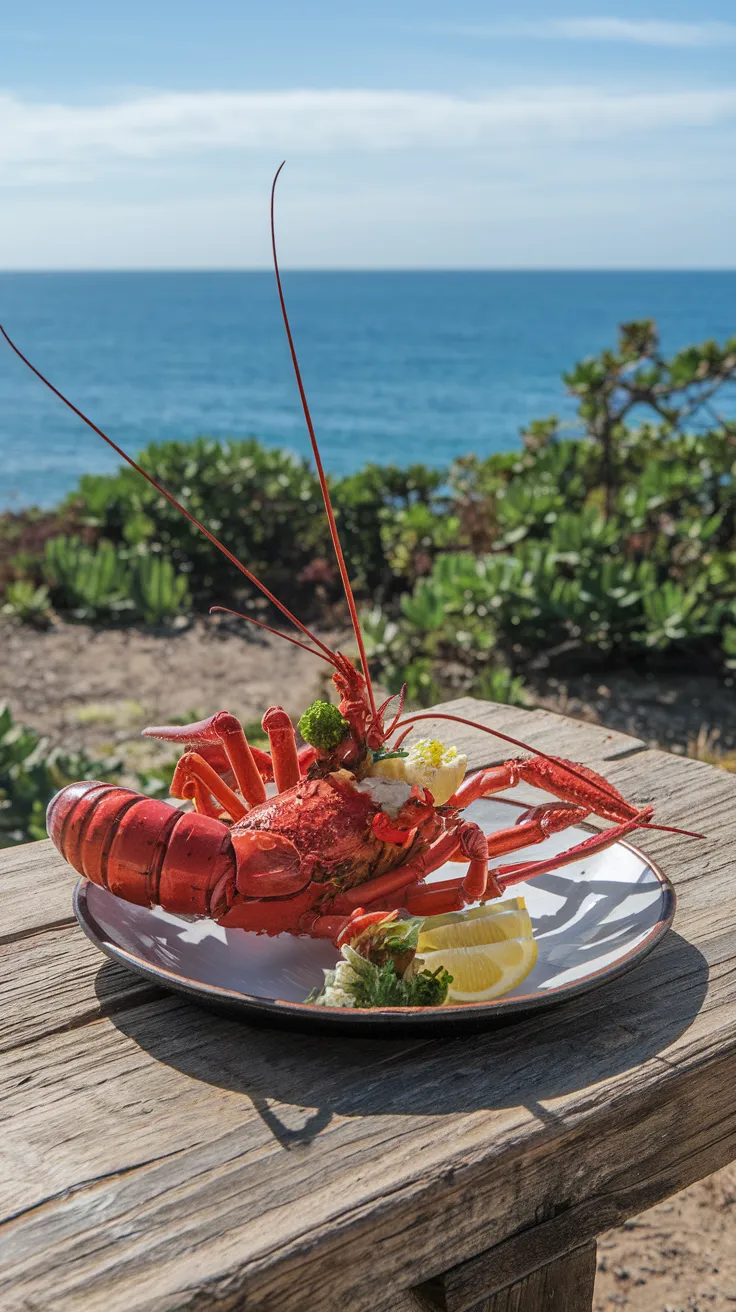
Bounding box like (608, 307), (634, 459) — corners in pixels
(209, 606), (338, 667)
(270, 163), (378, 722)
(391, 710), (704, 838)
(0, 323), (338, 667)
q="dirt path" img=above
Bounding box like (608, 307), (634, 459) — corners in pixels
(2, 616), (735, 1309)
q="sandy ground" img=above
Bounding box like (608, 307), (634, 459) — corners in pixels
(0, 616), (340, 773)
(2, 615), (735, 1310)
(533, 670), (736, 759)
(594, 1165), (736, 1310)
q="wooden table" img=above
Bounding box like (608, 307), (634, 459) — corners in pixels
(2, 697), (736, 1312)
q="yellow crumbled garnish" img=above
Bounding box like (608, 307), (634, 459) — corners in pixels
(404, 738), (467, 805)
(411, 739), (458, 768)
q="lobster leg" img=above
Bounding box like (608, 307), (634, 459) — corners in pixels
(261, 706), (301, 792)
(449, 756), (639, 825)
(402, 805), (654, 915)
(490, 807), (654, 889)
(372, 804), (589, 915)
(179, 776), (226, 820)
(330, 817), (494, 916)
(171, 752), (248, 820)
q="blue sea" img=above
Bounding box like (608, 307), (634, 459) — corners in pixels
(1, 271), (734, 510)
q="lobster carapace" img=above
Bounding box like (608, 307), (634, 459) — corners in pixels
(1, 166), (698, 948)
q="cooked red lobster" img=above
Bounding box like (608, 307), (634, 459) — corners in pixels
(1, 167), (698, 948)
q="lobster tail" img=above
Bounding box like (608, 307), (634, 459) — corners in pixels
(47, 782), (237, 918)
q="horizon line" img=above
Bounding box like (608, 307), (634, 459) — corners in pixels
(1, 266), (735, 275)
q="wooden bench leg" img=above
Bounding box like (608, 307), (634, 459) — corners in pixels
(464, 1241), (597, 1311)
(408, 1241), (598, 1312)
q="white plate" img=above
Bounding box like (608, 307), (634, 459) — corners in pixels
(74, 797), (675, 1033)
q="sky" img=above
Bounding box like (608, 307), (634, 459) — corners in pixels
(1, 1), (735, 269)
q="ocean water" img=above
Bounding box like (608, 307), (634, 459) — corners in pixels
(0, 270), (734, 510)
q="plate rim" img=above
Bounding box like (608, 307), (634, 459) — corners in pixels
(72, 813), (677, 1031)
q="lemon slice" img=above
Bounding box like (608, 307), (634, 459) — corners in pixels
(418, 937), (538, 1004)
(418, 896), (527, 936)
(418, 906), (533, 951)
(403, 739), (468, 805)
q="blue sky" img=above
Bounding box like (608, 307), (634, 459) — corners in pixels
(1, 1), (735, 268)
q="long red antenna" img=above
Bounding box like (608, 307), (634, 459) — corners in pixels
(270, 162), (378, 721)
(0, 323), (339, 664)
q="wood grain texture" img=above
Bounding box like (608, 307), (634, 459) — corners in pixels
(418, 1242), (597, 1312)
(0, 698), (734, 1312)
(476, 1242), (597, 1312)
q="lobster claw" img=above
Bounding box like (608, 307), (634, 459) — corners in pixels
(142, 713), (275, 783)
(231, 830), (308, 897)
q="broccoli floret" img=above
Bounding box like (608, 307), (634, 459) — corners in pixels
(297, 699), (349, 751)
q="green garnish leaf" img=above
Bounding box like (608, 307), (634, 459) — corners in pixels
(350, 915), (422, 959)
(306, 945), (452, 1009)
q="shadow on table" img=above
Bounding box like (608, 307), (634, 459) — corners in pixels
(101, 929), (709, 1149)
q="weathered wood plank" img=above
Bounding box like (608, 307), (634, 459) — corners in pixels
(0, 924), (161, 1054)
(0, 838), (76, 945)
(1, 701), (734, 1312)
(0, 917), (734, 1311)
(483, 1242), (597, 1312)
(3, 1034), (735, 1312)
(418, 1241), (598, 1312)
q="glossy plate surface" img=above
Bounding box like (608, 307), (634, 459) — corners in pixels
(74, 797), (675, 1034)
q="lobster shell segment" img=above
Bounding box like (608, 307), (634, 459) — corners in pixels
(46, 781), (236, 917)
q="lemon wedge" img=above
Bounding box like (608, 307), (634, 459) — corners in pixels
(404, 738), (468, 805)
(418, 937), (538, 1004)
(418, 897), (527, 937)
(417, 906), (533, 951)
(369, 755), (408, 783)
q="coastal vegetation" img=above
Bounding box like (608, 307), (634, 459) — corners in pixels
(0, 702), (117, 847)
(1, 320), (734, 842)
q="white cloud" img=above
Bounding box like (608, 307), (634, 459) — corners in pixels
(442, 18), (736, 47)
(550, 18), (736, 47)
(1, 85), (736, 185)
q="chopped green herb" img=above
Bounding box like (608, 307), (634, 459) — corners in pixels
(306, 941), (452, 1009)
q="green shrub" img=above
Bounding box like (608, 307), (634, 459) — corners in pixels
(332, 464), (454, 595)
(1, 580), (52, 626)
(62, 442), (452, 612)
(0, 703), (119, 847)
(129, 554), (191, 625)
(67, 438), (331, 611)
(0, 504), (90, 594)
(44, 536), (131, 621)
